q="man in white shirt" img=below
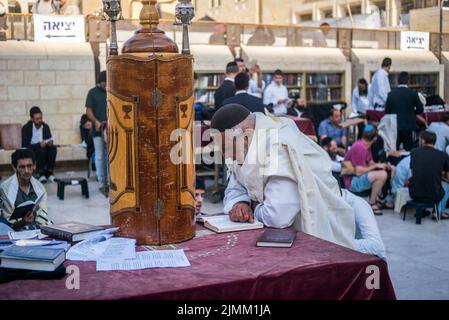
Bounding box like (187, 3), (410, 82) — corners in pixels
(428, 113), (449, 153)
(210, 104), (386, 259)
(368, 57), (392, 110)
(352, 78), (370, 116)
(263, 69), (290, 116)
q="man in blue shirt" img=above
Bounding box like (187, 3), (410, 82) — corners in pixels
(368, 57), (392, 110)
(428, 113), (449, 152)
(318, 108), (347, 151)
(391, 156), (411, 195)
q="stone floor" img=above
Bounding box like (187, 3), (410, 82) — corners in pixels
(18, 171), (449, 300)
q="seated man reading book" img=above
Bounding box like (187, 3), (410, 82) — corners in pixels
(210, 104), (385, 259)
(0, 149), (53, 231)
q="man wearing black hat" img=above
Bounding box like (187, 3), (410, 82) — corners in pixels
(86, 70), (109, 195)
(210, 104), (385, 259)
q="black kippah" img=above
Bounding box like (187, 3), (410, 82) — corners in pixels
(210, 104), (251, 132)
(195, 177), (205, 190)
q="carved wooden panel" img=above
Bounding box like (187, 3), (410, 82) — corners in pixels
(107, 53), (195, 245)
(177, 96), (195, 211)
(107, 91), (139, 216)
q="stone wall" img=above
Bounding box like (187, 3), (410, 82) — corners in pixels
(410, 6), (449, 33)
(0, 41), (95, 161)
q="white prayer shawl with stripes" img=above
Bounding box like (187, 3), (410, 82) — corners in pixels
(228, 113), (356, 249)
(0, 174), (52, 227)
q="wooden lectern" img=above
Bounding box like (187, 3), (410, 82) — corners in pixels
(106, 0), (195, 245)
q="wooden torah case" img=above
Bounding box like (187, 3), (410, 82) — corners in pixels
(106, 1), (195, 245)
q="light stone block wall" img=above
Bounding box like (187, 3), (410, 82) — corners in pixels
(409, 6), (449, 33)
(0, 41), (95, 162)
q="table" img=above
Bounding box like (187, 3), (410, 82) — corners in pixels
(285, 116), (316, 137)
(0, 228), (396, 300)
(367, 110), (447, 125)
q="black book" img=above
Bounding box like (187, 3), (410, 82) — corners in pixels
(40, 222), (105, 242)
(10, 193), (44, 220)
(256, 229), (297, 248)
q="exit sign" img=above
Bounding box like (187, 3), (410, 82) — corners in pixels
(400, 31), (430, 51)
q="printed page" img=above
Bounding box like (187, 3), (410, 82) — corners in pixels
(66, 235), (135, 261)
(96, 249), (190, 271)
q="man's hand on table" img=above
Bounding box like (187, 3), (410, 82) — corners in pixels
(229, 202), (254, 223)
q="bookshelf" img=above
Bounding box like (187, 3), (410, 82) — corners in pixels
(194, 72), (345, 107)
(387, 72), (438, 97)
(194, 73), (226, 107)
(263, 72), (344, 104)
(368, 72), (439, 97)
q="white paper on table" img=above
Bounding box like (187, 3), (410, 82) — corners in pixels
(8, 229), (46, 240)
(14, 239), (71, 251)
(96, 249), (191, 271)
(83, 227), (119, 241)
(96, 238), (136, 261)
(66, 234), (136, 261)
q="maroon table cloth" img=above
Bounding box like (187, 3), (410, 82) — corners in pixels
(0, 229), (396, 300)
(285, 116), (316, 136)
(367, 110), (446, 124)
(198, 124), (212, 147)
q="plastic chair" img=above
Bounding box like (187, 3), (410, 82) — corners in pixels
(401, 200), (440, 224)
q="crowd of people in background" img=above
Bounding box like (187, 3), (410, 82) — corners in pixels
(195, 55), (449, 221)
(2, 54), (449, 233)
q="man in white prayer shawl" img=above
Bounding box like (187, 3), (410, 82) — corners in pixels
(0, 148), (52, 233)
(210, 104), (386, 260)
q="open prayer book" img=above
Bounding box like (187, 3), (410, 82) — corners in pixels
(201, 215), (264, 233)
(10, 192), (44, 220)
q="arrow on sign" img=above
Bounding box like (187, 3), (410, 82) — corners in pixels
(45, 34), (77, 38)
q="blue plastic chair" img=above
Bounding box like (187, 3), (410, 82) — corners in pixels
(401, 200), (440, 224)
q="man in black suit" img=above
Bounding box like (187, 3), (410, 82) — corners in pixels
(222, 72), (267, 113)
(214, 61), (239, 110)
(21, 106), (57, 183)
(385, 71), (424, 151)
